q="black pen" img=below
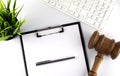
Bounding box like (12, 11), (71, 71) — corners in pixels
(36, 56), (75, 66)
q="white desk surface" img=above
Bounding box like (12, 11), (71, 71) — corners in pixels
(1, 0), (120, 76)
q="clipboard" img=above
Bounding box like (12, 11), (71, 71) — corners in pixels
(20, 22), (89, 76)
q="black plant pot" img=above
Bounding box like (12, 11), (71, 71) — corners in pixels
(6, 34), (17, 41)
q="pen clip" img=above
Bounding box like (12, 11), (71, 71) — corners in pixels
(36, 26), (64, 38)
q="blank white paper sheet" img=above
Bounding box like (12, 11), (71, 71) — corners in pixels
(21, 23), (88, 76)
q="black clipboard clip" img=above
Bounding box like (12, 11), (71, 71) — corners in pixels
(36, 26), (64, 37)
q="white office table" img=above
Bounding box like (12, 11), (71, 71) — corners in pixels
(0, 0), (120, 76)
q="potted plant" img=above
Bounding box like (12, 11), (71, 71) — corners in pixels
(0, 0), (25, 41)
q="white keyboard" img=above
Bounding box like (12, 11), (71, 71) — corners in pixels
(42, 0), (115, 30)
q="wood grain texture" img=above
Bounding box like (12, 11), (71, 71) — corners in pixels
(88, 31), (120, 76)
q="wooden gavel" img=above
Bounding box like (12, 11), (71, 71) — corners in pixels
(88, 31), (120, 76)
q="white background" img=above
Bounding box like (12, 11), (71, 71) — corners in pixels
(0, 0), (120, 76)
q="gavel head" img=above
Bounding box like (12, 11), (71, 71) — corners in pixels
(88, 31), (120, 59)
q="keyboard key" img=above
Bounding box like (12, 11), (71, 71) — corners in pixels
(43, 0), (115, 30)
(94, 22), (99, 27)
(56, 3), (62, 9)
(74, 12), (79, 17)
(96, 17), (102, 23)
(49, 1), (56, 6)
(92, 15), (97, 20)
(73, 0), (80, 6)
(87, 13), (92, 18)
(103, 10), (111, 20)
(44, 0), (50, 2)
(87, 18), (95, 25)
(103, 3), (109, 8)
(89, 9), (95, 13)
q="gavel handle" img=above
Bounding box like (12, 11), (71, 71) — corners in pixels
(89, 53), (104, 76)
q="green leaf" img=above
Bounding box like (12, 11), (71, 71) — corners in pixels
(2, 1), (7, 9)
(0, 15), (4, 21)
(0, 35), (13, 41)
(13, 0), (16, 9)
(0, 0), (25, 41)
(16, 5), (24, 17)
(17, 32), (21, 35)
(0, 11), (7, 21)
(11, 10), (16, 24)
(12, 0), (16, 22)
(0, 0), (4, 10)
(14, 21), (19, 27)
(4, 22), (8, 28)
(0, 21), (2, 30)
(1, 32), (5, 37)
(0, 26), (12, 33)
(13, 19), (25, 35)
(7, 0), (11, 11)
